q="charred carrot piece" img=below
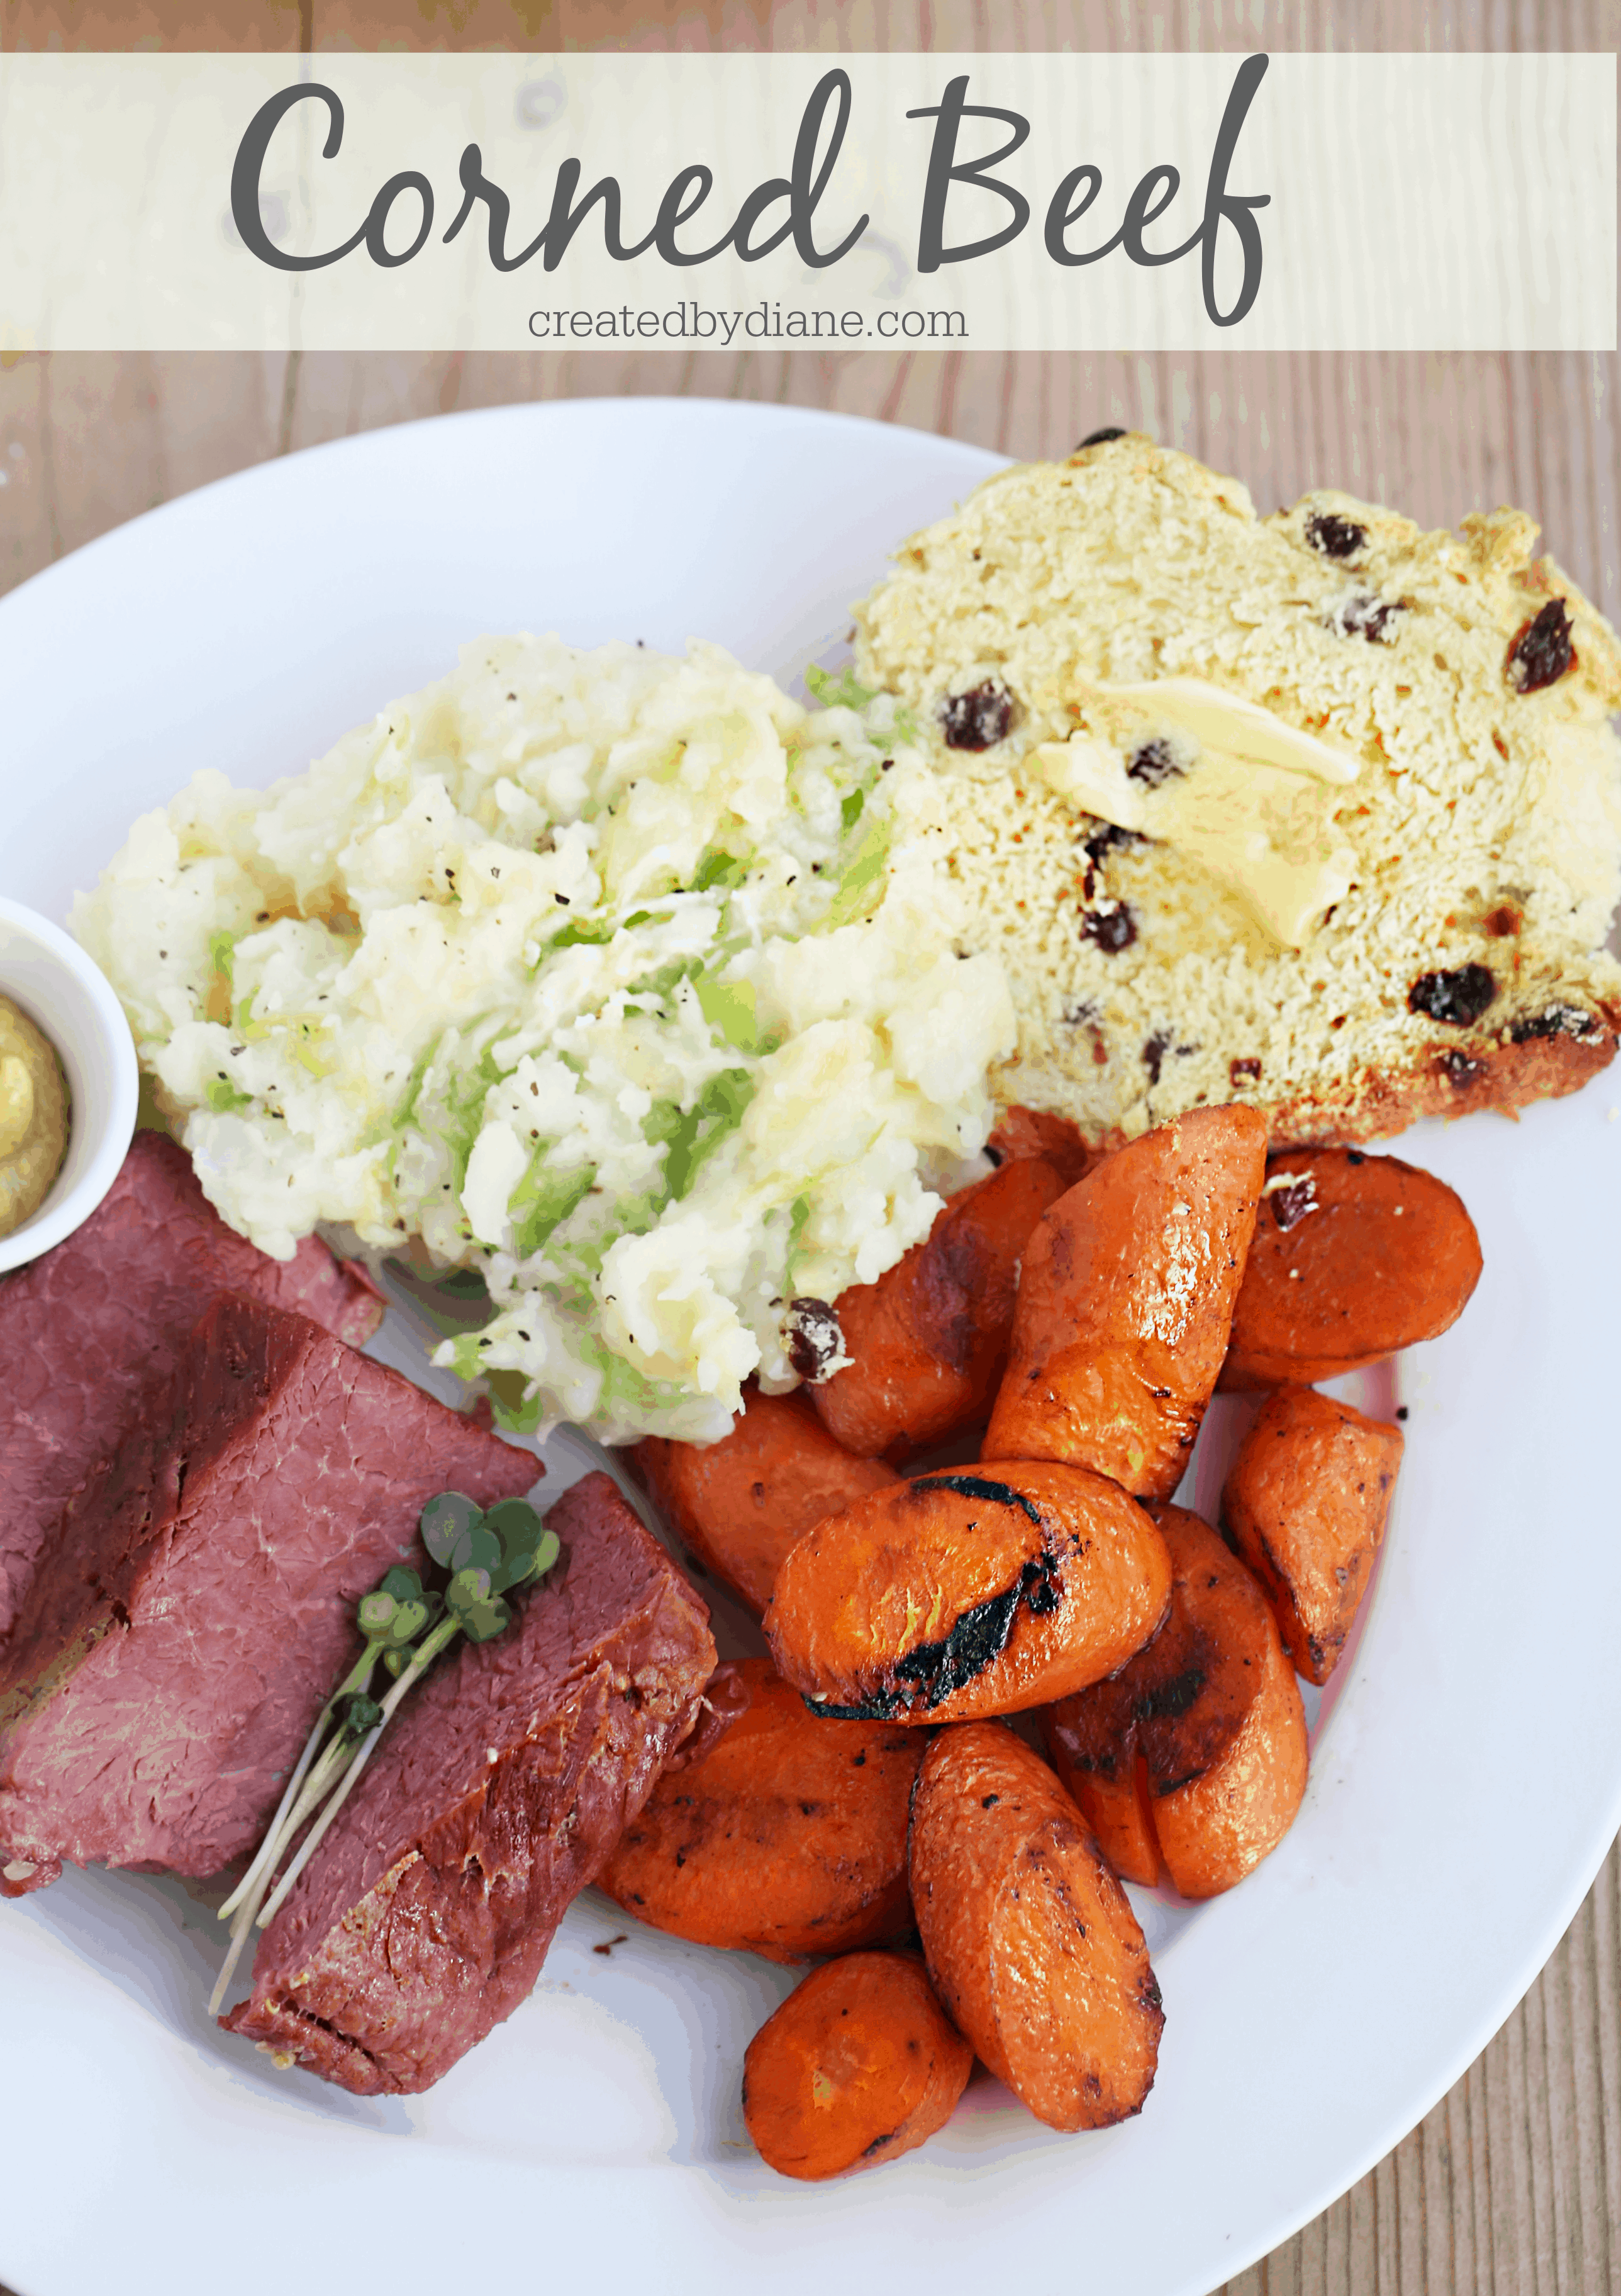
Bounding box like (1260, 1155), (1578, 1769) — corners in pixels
(595, 1659), (923, 1962)
(986, 1105), (1267, 1498)
(742, 1949), (973, 2180)
(909, 1723), (1162, 2131)
(1221, 1385), (1403, 1683)
(810, 1158), (1066, 1460)
(1040, 1730), (1160, 1889)
(764, 1460), (1171, 1727)
(1042, 1503), (1307, 1901)
(986, 1106), (1098, 1190)
(635, 1386), (897, 1615)
(1220, 1148), (1482, 1390)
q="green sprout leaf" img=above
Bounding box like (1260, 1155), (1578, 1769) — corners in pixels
(448, 1522), (502, 1577)
(331, 1691), (384, 1737)
(512, 1526), (561, 1590)
(482, 1497), (543, 1550)
(420, 1491), (483, 1568)
(210, 1485), (554, 2017)
(447, 1565), (510, 1642)
(356, 1590), (398, 1637)
(384, 1597), (432, 1646)
(482, 1501), (557, 1592)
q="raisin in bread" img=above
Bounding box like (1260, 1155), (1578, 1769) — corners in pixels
(859, 435), (1621, 1148)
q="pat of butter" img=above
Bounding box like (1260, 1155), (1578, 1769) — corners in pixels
(1035, 678), (1362, 949)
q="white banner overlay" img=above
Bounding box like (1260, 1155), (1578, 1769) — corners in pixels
(0, 52), (1612, 352)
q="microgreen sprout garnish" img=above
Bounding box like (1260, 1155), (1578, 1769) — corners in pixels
(208, 1491), (557, 2017)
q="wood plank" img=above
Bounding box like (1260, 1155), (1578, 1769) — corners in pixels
(9, 347), (1616, 617)
(0, 0), (302, 47)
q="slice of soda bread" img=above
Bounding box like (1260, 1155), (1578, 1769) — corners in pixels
(857, 434), (1621, 1147)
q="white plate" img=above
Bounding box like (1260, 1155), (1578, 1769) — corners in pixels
(3, 398), (1618, 2296)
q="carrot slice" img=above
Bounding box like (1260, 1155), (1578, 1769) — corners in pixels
(909, 1723), (1162, 2130)
(1220, 1147), (1482, 1389)
(742, 1949), (973, 2180)
(986, 1106), (1098, 1190)
(635, 1386), (897, 1615)
(1222, 1385), (1403, 1683)
(1042, 1503), (1306, 1900)
(986, 1106), (1266, 1498)
(810, 1158), (1066, 1460)
(595, 1659), (922, 1961)
(1042, 1731), (1160, 1889)
(764, 1460), (1171, 1725)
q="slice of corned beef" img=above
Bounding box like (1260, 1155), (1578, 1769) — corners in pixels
(0, 1131), (384, 1645)
(221, 1472), (714, 2097)
(0, 1291), (535, 1898)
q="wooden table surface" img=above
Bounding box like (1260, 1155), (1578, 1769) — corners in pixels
(2, 3), (1619, 2292)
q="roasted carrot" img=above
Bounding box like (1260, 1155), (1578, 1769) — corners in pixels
(1045, 1740), (1161, 1889)
(1042, 1503), (1307, 1900)
(764, 1461), (1171, 1725)
(1221, 1386), (1403, 1683)
(810, 1158), (1066, 1460)
(634, 1387), (897, 1615)
(742, 1950), (973, 2180)
(594, 1659), (923, 1962)
(986, 1106), (1098, 1190)
(985, 1106), (1267, 1498)
(1220, 1148), (1483, 1389)
(908, 1723), (1162, 2131)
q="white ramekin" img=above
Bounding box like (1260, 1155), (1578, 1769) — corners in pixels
(0, 898), (139, 1275)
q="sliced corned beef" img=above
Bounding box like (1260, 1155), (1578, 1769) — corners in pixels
(0, 1291), (535, 1897)
(0, 1131), (384, 1645)
(221, 1472), (713, 2097)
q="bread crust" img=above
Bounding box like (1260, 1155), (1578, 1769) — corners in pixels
(1262, 1010), (1618, 1148)
(997, 1010), (1617, 1157)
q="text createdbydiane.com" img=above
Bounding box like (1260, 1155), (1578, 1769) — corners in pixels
(525, 303), (969, 341)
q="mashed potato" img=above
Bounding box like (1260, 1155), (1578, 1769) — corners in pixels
(74, 638), (1015, 1442)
